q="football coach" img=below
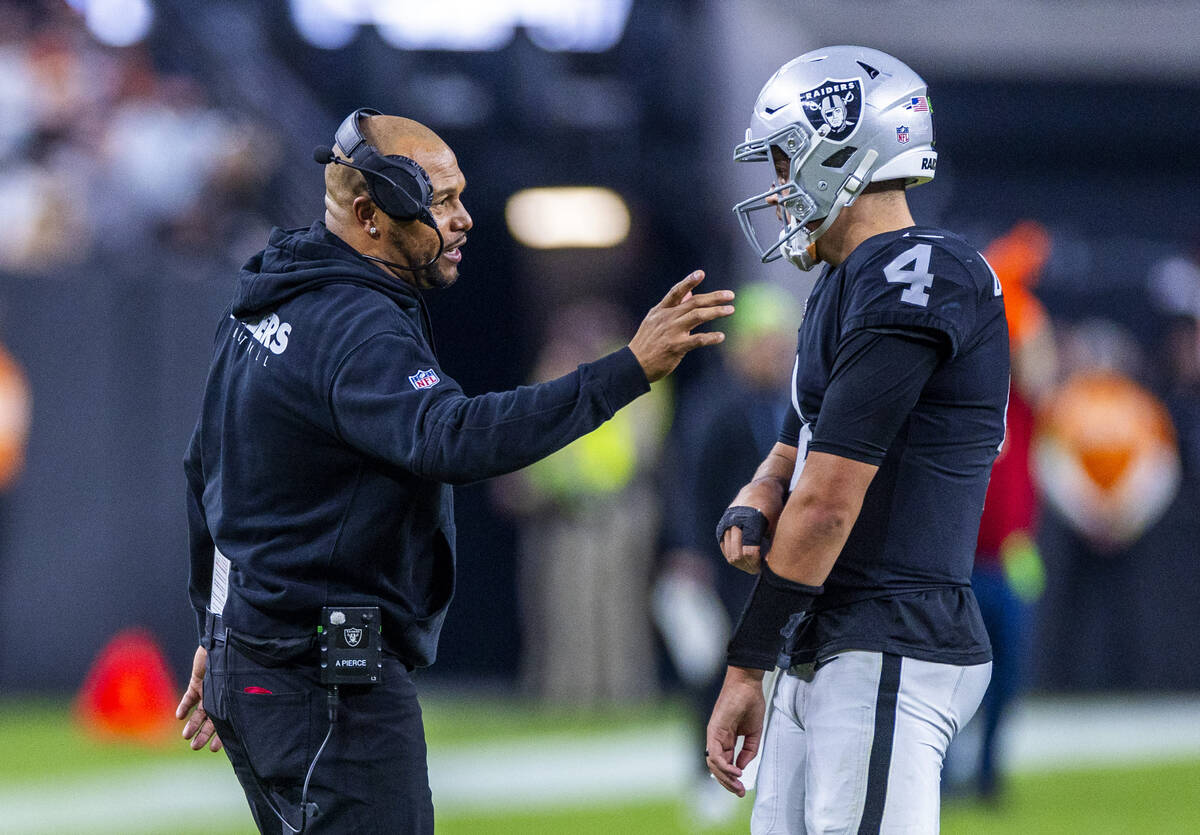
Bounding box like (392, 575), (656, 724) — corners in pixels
(174, 108), (734, 833)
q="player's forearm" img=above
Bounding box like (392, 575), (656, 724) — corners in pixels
(766, 451), (876, 586)
(732, 442), (796, 510)
(768, 493), (857, 585)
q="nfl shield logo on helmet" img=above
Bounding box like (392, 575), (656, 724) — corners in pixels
(896, 125), (910, 144)
(408, 369), (441, 390)
(798, 78), (863, 142)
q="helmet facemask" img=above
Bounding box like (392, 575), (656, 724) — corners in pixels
(732, 123), (876, 271)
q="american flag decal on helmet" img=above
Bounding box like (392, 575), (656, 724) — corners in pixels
(906, 96), (929, 112)
(408, 369), (441, 390)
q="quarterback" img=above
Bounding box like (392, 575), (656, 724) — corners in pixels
(706, 46), (1008, 833)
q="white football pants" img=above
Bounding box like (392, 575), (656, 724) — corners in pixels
(751, 650), (991, 834)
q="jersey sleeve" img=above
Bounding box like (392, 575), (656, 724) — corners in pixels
(842, 238), (988, 358)
(807, 330), (943, 465)
(779, 405), (802, 446)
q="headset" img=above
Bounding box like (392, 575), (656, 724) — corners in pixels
(313, 108), (445, 271)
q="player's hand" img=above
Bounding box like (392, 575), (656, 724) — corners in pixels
(720, 482), (786, 574)
(721, 524), (763, 574)
(176, 645), (223, 752)
(628, 271), (734, 382)
(706, 665), (766, 797)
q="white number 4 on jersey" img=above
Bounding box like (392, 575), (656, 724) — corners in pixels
(883, 243), (935, 307)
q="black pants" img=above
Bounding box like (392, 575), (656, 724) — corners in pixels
(203, 628), (434, 834)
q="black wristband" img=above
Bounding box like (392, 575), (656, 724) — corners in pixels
(716, 506), (768, 547)
(727, 560), (822, 670)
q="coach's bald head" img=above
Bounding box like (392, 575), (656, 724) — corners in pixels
(323, 113), (471, 289)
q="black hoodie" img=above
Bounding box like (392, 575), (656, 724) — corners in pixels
(185, 222), (649, 667)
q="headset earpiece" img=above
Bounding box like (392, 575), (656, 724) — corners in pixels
(364, 153), (434, 222)
(329, 108), (433, 223)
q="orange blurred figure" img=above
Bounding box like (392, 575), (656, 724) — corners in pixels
(1035, 371), (1180, 551)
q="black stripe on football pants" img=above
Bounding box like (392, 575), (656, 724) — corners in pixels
(857, 653), (902, 834)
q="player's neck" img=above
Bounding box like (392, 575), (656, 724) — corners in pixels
(817, 191), (916, 267)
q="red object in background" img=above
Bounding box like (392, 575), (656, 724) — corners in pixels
(75, 628), (177, 745)
(976, 388), (1038, 564)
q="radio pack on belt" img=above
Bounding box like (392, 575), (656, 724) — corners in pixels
(318, 606), (383, 685)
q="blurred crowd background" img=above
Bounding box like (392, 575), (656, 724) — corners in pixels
(2, 0), (1200, 815)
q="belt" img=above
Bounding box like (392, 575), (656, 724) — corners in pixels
(203, 610), (317, 667)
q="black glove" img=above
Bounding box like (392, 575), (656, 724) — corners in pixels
(715, 506), (768, 547)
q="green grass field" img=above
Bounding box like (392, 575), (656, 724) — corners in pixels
(3, 697), (1199, 834)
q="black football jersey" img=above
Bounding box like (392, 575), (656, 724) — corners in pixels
(779, 226), (1009, 665)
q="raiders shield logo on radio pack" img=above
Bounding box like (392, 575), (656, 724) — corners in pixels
(798, 78), (863, 143)
(320, 606), (383, 685)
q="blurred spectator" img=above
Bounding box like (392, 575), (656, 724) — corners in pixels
(495, 299), (670, 706)
(1031, 317), (1200, 690)
(652, 281), (798, 824)
(0, 1), (280, 272)
(1035, 362), (1180, 552)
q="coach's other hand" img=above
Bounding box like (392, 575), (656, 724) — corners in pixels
(706, 665), (766, 796)
(628, 271), (733, 382)
(176, 645), (223, 752)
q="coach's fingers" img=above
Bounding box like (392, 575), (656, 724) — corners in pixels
(190, 716), (222, 752)
(180, 705), (201, 739)
(175, 687), (199, 721)
(190, 715), (217, 751)
(684, 304), (735, 329)
(184, 706), (212, 747)
(682, 289), (737, 309)
(685, 331), (726, 350)
(661, 271), (705, 308)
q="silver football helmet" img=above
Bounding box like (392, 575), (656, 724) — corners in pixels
(733, 46), (938, 270)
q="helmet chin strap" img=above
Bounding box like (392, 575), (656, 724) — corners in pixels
(782, 149), (879, 271)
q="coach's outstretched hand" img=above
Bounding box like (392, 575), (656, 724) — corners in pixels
(706, 665), (766, 797)
(628, 271), (733, 382)
(176, 645), (223, 753)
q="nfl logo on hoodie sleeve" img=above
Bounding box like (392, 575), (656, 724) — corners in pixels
(408, 369), (441, 390)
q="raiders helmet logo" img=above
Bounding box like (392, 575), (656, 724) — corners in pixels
(798, 78), (863, 143)
(343, 627), (363, 647)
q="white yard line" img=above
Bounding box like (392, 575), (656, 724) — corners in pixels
(1, 695), (1199, 833)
